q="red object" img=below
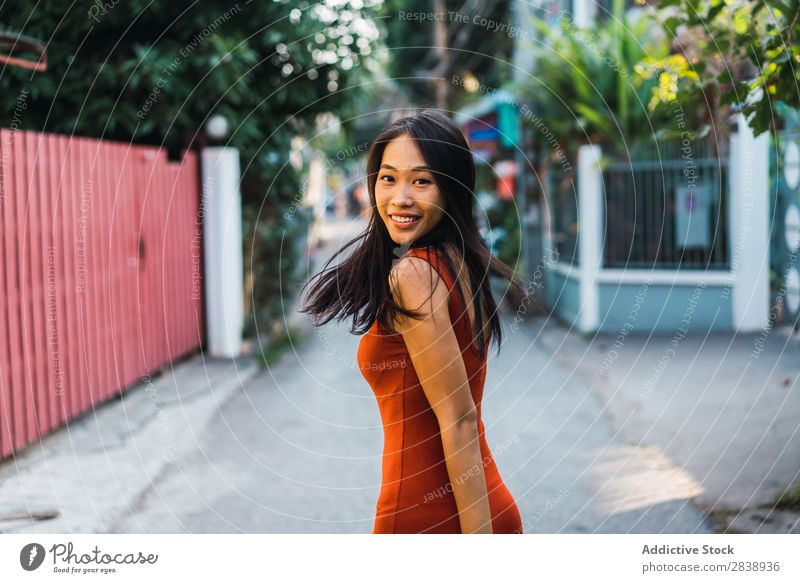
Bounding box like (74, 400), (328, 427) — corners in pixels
(357, 246), (523, 533)
(495, 159), (516, 201)
(0, 129), (203, 460)
(0, 32), (47, 71)
(497, 174), (515, 200)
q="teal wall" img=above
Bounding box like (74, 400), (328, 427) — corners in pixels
(596, 281), (732, 333)
(545, 268), (581, 325)
(545, 266), (733, 333)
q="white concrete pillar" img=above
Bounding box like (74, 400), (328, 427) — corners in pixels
(201, 147), (244, 358)
(728, 113), (770, 332)
(577, 144), (603, 333)
(541, 159), (562, 311)
(573, 0), (597, 28)
(307, 154), (327, 223)
(306, 153), (327, 249)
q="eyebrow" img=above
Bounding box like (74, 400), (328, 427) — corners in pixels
(380, 164), (433, 172)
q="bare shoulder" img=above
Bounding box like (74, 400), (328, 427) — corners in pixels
(388, 254), (449, 316)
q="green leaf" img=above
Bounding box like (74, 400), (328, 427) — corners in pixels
(706, 2), (726, 21)
(717, 70), (735, 84)
(574, 102), (615, 135)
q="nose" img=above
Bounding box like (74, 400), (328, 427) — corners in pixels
(392, 181), (414, 208)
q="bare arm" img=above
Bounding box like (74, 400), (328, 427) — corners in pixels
(389, 257), (492, 534)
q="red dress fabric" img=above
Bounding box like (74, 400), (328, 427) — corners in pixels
(357, 246), (523, 534)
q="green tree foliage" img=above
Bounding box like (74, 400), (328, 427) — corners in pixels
(514, 6), (709, 155)
(657, 0), (800, 135)
(0, 0), (379, 337)
(378, 0), (514, 109)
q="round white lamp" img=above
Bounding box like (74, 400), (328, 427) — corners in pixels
(206, 114), (229, 140)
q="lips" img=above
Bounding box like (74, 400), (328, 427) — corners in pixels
(389, 214), (421, 229)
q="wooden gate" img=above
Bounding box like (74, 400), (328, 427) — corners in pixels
(0, 130), (204, 460)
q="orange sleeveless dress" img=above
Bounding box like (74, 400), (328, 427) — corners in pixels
(357, 246), (523, 534)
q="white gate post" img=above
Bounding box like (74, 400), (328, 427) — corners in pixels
(729, 113), (770, 332)
(201, 147), (244, 358)
(578, 144), (603, 334)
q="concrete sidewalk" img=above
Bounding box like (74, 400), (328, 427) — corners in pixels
(0, 352), (259, 534)
(529, 314), (800, 534)
(100, 277), (716, 533)
(1, 218), (767, 534)
(99, 307), (716, 534)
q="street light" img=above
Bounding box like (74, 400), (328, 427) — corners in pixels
(206, 114), (229, 140)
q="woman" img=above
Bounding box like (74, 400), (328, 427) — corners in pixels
(299, 109), (525, 534)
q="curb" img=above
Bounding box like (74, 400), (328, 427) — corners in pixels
(0, 351), (260, 534)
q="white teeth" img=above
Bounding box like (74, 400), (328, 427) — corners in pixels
(392, 215), (419, 223)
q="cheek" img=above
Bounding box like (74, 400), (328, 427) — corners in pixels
(374, 191), (389, 211)
(426, 192), (445, 219)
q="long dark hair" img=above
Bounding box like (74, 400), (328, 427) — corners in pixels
(298, 109), (523, 354)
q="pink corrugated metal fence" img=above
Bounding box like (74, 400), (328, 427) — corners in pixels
(0, 130), (204, 460)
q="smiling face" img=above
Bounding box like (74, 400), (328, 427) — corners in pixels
(375, 134), (445, 246)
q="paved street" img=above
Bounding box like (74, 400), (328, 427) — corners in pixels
(109, 310), (716, 533)
(0, 355), (259, 534)
(108, 225), (717, 533)
(6, 220), (794, 534)
(533, 317), (800, 534)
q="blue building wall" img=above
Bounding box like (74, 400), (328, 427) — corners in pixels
(545, 268), (581, 325)
(596, 281), (732, 333)
(545, 266), (733, 333)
